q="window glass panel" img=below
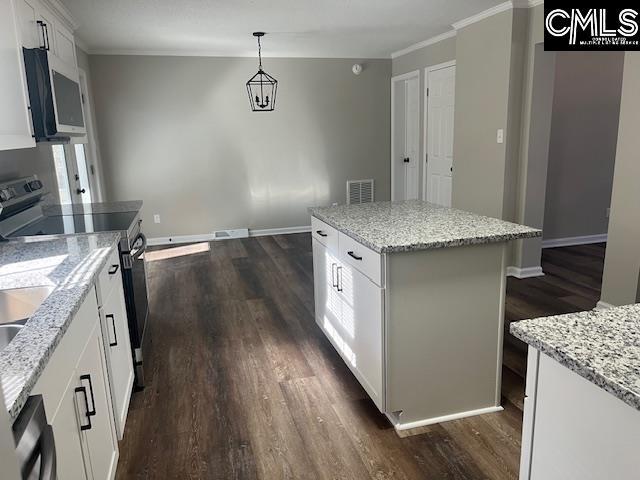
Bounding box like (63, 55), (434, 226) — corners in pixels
(74, 144), (92, 204)
(52, 145), (72, 204)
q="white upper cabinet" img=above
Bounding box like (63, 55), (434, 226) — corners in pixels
(1, 0), (79, 152)
(0, 0), (35, 151)
(16, 0), (40, 48)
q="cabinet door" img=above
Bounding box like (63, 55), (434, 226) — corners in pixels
(339, 264), (384, 409)
(49, 375), (89, 480)
(0, 0), (35, 151)
(77, 324), (119, 480)
(312, 239), (342, 333)
(15, 0), (39, 48)
(101, 284), (134, 440)
(53, 21), (76, 66)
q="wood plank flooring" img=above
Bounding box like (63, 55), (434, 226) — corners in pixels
(115, 236), (605, 480)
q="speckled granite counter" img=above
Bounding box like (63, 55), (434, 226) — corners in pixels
(42, 200), (143, 216)
(309, 200), (540, 253)
(511, 304), (640, 411)
(0, 233), (121, 421)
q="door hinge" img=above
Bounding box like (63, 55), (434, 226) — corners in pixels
(426, 88), (429, 97)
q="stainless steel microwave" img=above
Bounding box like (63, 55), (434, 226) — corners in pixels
(22, 48), (86, 142)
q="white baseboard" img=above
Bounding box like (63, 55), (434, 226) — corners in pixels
(542, 234), (607, 249)
(595, 300), (615, 310)
(389, 405), (504, 433)
(249, 225), (311, 237)
(147, 226), (312, 246)
(506, 266), (545, 279)
(147, 233), (217, 246)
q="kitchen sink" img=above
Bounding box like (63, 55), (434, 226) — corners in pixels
(0, 286), (55, 326)
(0, 324), (23, 352)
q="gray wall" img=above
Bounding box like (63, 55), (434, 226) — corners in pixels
(542, 51), (624, 240)
(452, 9), (519, 220)
(0, 146), (61, 204)
(600, 52), (640, 306)
(90, 56), (391, 238)
(391, 37), (456, 200)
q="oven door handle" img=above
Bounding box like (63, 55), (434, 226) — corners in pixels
(131, 232), (147, 259)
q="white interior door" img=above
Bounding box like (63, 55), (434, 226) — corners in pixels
(392, 72), (420, 201)
(425, 64), (455, 207)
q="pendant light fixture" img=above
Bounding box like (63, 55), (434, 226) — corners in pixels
(246, 32), (277, 112)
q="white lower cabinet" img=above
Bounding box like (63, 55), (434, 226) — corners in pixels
(97, 256), (134, 440)
(34, 288), (119, 479)
(312, 238), (384, 410)
(520, 349), (640, 480)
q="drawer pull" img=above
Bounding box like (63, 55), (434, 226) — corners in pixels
(80, 374), (97, 417)
(106, 314), (118, 347)
(316, 230), (328, 237)
(337, 266), (343, 292)
(347, 251), (363, 261)
(75, 386), (92, 431)
(108, 264), (120, 275)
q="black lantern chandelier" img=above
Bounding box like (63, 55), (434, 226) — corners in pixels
(246, 32), (277, 112)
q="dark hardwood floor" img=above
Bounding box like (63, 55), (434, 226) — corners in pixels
(115, 236), (605, 480)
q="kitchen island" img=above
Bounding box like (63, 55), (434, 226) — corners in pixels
(309, 200), (540, 431)
(511, 306), (640, 480)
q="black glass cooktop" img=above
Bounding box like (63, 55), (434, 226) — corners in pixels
(10, 211), (138, 237)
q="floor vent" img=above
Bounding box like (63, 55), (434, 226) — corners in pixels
(347, 179), (375, 205)
(213, 228), (249, 240)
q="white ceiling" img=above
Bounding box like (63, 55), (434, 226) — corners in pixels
(60, 0), (508, 58)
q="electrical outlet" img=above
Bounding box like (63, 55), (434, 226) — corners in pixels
(154, 214), (161, 224)
(332, 202), (338, 207)
(496, 129), (504, 144)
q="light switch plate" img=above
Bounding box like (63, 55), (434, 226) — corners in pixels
(497, 129), (504, 144)
(154, 214), (161, 223)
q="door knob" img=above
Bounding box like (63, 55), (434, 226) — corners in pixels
(403, 157), (410, 163)
(76, 188), (86, 194)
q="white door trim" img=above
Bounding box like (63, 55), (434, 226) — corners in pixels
(422, 60), (456, 202)
(391, 70), (420, 201)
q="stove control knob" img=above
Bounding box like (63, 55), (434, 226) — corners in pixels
(27, 180), (43, 191)
(0, 189), (12, 202)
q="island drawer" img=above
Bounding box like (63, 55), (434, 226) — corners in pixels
(311, 217), (339, 253)
(97, 247), (122, 305)
(339, 232), (382, 286)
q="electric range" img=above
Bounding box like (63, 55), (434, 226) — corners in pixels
(0, 176), (149, 390)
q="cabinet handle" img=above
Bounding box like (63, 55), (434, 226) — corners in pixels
(336, 265), (343, 292)
(347, 251), (363, 261)
(80, 374), (96, 417)
(36, 21), (50, 51)
(74, 386), (92, 431)
(331, 263), (338, 288)
(316, 230), (328, 237)
(106, 314), (118, 346)
(108, 264), (119, 275)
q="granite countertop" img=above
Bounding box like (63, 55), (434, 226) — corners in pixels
(0, 233), (121, 421)
(309, 200), (540, 253)
(42, 200), (143, 216)
(511, 305), (640, 411)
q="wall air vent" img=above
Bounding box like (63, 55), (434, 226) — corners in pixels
(347, 179), (375, 205)
(213, 228), (249, 240)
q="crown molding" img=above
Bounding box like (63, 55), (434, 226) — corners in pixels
(452, 1), (513, 30)
(452, 0), (541, 30)
(40, 0), (78, 31)
(390, 30), (457, 59)
(85, 48), (388, 59)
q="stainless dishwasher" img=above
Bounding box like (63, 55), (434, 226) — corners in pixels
(12, 395), (56, 480)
